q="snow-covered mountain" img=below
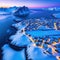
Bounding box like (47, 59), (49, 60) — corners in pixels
(14, 6), (30, 17)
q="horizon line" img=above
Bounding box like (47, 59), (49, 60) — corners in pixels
(0, 5), (60, 8)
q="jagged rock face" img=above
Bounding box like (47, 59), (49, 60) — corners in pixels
(14, 6), (30, 17)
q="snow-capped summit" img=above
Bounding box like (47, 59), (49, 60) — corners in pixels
(14, 6), (30, 17)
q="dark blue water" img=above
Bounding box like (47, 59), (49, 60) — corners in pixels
(0, 15), (16, 47)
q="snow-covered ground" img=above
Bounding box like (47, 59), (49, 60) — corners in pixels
(26, 30), (60, 37)
(27, 44), (57, 60)
(9, 31), (31, 46)
(2, 44), (26, 60)
(0, 12), (9, 14)
(53, 13), (60, 18)
(8, 19), (60, 60)
(12, 22), (27, 30)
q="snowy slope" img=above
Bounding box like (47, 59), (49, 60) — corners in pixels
(2, 44), (26, 60)
(27, 44), (57, 60)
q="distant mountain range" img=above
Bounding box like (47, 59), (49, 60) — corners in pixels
(0, 6), (60, 12)
(0, 6), (17, 13)
(0, 6), (30, 17)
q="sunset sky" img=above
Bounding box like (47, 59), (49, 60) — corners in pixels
(0, 0), (60, 8)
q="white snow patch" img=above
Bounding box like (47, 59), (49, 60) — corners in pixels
(2, 44), (26, 60)
(9, 30), (30, 46)
(27, 44), (47, 60)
